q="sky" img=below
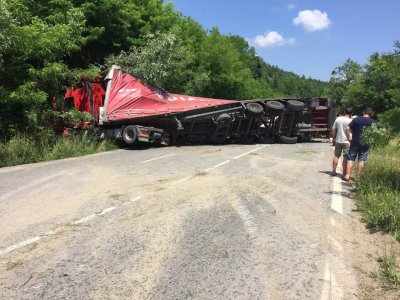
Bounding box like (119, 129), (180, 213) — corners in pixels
(167, 0), (400, 81)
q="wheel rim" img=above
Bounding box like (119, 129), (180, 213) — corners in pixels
(126, 129), (135, 140)
(267, 101), (284, 110)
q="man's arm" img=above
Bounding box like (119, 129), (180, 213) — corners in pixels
(346, 126), (352, 141)
(346, 119), (355, 142)
(331, 128), (337, 145)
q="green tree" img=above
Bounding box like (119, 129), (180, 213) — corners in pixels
(71, 0), (180, 66)
(105, 32), (192, 91)
(323, 58), (362, 103)
(324, 42), (400, 134)
(197, 29), (274, 99)
(0, 1), (87, 137)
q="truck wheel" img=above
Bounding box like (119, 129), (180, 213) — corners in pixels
(245, 103), (264, 116)
(257, 134), (276, 144)
(306, 99), (320, 108)
(287, 100), (305, 112)
(265, 101), (284, 112)
(216, 113), (232, 124)
(279, 135), (298, 144)
(122, 125), (139, 145)
(298, 133), (311, 143)
(239, 136), (256, 144)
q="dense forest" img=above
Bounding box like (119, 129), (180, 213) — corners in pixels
(0, 0), (326, 139)
(323, 42), (400, 133)
(1, 0), (398, 168)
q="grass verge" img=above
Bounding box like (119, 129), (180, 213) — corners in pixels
(372, 247), (400, 289)
(0, 130), (118, 168)
(355, 139), (400, 239)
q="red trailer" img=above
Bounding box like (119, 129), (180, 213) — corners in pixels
(63, 66), (336, 145)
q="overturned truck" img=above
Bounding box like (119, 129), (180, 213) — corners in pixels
(64, 66), (336, 146)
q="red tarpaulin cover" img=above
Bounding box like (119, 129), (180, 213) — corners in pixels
(105, 69), (237, 122)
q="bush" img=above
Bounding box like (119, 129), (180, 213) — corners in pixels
(96, 138), (119, 152)
(0, 129), (118, 168)
(361, 123), (391, 148)
(46, 131), (97, 160)
(62, 110), (92, 124)
(0, 134), (45, 167)
(379, 108), (400, 134)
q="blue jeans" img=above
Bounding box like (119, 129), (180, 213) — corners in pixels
(347, 144), (370, 162)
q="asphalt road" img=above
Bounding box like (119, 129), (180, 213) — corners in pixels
(0, 142), (358, 299)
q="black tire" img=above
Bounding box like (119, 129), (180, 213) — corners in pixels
(306, 99), (319, 108)
(257, 134), (276, 144)
(265, 101), (284, 112)
(215, 113), (232, 124)
(122, 125), (139, 145)
(297, 133), (311, 143)
(245, 102), (264, 116)
(287, 100), (305, 112)
(239, 136), (256, 144)
(210, 113), (232, 144)
(175, 134), (186, 146)
(279, 135), (298, 144)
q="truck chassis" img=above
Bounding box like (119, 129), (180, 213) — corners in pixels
(100, 98), (335, 146)
(64, 67), (336, 146)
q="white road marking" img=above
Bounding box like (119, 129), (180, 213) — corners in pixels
(0, 236), (41, 256)
(330, 268), (344, 299)
(40, 227), (63, 237)
(0, 196), (142, 257)
(321, 259), (346, 300)
(204, 160), (230, 172)
(1, 144), (268, 257)
(140, 154), (175, 163)
(172, 145), (268, 184)
(322, 158), (351, 299)
(130, 196), (141, 202)
(235, 201), (257, 236)
(331, 174), (344, 215)
(231, 145), (267, 160)
(321, 261), (331, 300)
(99, 206), (117, 215)
(171, 175), (193, 185)
(327, 234), (344, 251)
(74, 214), (97, 224)
(123, 196), (141, 206)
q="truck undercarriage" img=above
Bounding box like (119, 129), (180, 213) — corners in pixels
(64, 66), (336, 146)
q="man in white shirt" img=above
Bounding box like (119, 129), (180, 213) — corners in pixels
(331, 107), (353, 177)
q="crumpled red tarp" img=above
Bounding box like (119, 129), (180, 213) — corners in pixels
(65, 79), (105, 122)
(105, 69), (236, 122)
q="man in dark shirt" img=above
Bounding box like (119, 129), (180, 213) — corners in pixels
(343, 107), (376, 181)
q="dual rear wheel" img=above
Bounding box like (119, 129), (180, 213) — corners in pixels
(122, 125), (139, 145)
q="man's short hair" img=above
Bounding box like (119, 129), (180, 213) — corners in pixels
(363, 107), (374, 116)
(344, 107), (353, 115)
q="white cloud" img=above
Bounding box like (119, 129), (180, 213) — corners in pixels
(287, 3), (295, 10)
(293, 9), (331, 32)
(250, 31), (296, 48)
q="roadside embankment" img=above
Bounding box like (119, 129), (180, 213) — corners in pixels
(355, 139), (400, 239)
(0, 131), (117, 168)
